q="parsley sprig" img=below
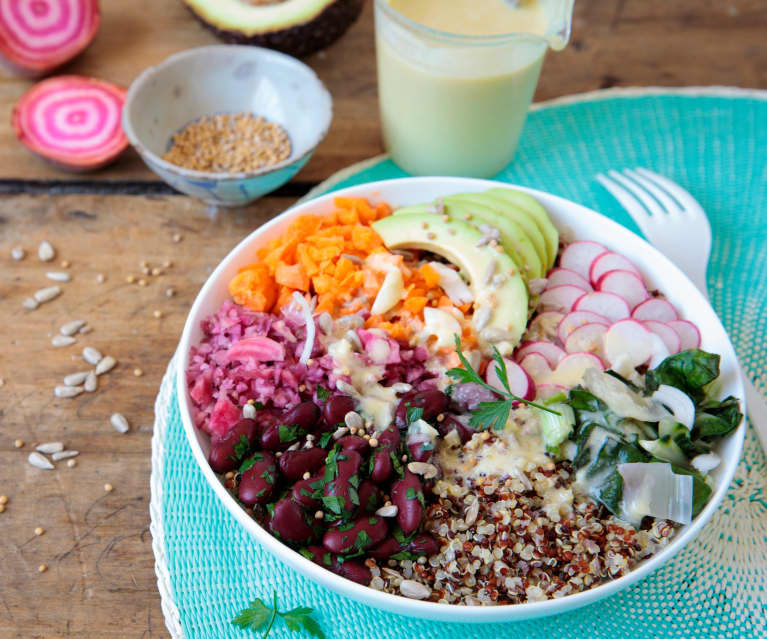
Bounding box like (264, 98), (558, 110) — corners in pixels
(446, 335), (559, 431)
(231, 591), (324, 639)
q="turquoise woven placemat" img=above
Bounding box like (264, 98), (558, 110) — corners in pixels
(151, 88), (767, 638)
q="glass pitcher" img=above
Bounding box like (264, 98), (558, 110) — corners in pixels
(374, 0), (574, 177)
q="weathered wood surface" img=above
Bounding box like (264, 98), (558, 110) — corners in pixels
(0, 0), (765, 185)
(0, 193), (284, 638)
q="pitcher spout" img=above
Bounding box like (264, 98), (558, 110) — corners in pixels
(542, 0), (574, 51)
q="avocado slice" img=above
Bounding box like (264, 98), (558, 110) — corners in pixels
(372, 213), (528, 355)
(446, 193), (549, 271)
(183, 0), (363, 58)
(485, 188), (559, 269)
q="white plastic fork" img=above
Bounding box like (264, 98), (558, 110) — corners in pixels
(596, 167), (767, 453)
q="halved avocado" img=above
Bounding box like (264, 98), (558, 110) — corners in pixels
(183, 0), (364, 57)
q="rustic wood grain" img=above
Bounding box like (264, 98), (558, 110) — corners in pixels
(0, 0), (765, 185)
(0, 192), (286, 638)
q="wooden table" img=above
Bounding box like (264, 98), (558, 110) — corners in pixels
(1, 1), (765, 636)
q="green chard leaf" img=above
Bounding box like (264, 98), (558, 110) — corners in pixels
(645, 349), (720, 400)
(693, 395), (744, 440)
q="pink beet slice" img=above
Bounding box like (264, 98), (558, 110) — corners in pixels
(632, 297), (679, 322)
(559, 241), (607, 279)
(12, 75), (128, 171)
(595, 269), (650, 310)
(0, 0), (100, 77)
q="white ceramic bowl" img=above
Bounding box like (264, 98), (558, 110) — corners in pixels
(176, 177), (745, 622)
(122, 45), (332, 207)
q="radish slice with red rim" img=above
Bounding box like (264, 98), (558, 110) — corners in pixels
(557, 310), (610, 344)
(595, 269), (650, 310)
(604, 319), (657, 375)
(527, 311), (565, 343)
(538, 284), (587, 312)
(589, 251), (641, 285)
(544, 268), (592, 291)
(12, 75), (128, 171)
(564, 323), (608, 361)
(485, 358), (535, 400)
(643, 320), (682, 354)
(518, 352), (553, 384)
(573, 291), (631, 323)
(560, 241), (607, 280)
(0, 0), (100, 77)
(667, 319), (701, 350)
(632, 297), (679, 322)
(515, 341), (566, 368)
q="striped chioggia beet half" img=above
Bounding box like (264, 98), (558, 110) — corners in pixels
(12, 75), (129, 170)
(0, 0), (100, 77)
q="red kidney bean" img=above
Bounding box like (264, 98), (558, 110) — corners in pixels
(407, 439), (434, 463)
(322, 394), (355, 427)
(369, 425), (400, 483)
(278, 447), (327, 480)
(356, 480), (381, 514)
(208, 418), (259, 473)
(367, 536), (404, 561)
(267, 498), (319, 545)
(292, 468), (324, 510)
(338, 435), (370, 455)
(303, 545), (371, 585)
(407, 533), (439, 557)
(261, 402), (321, 450)
(322, 449), (363, 517)
(438, 414), (476, 444)
(238, 451), (277, 506)
(322, 515), (387, 554)
(390, 471), (424, 535)
(394, 390), (448, 428)
(282, 401), (321, 431)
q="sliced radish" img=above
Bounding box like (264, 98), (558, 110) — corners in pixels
(547, 352), (605, 387)
(604, 319), (655, 375)
(667, 319), (701, 350)
(589, 251), (642, 285)
(643, 320), (682, 354)
(545, 268), (592, 291)
(485, 358), (535, 400)
(535, 383), (567, 401)
(632, 298), (679, 322)
(515, 341), (566, 368)
(0, 0), (100, 77)
(560, 241), (607, 280)
(12, 75), (128, 171)
(573, 292), (631, 322)
(596, 270), (650, 310)
(557, 310), (610, 344)
(564, 323), (608, 361)
(648, 333), (671, 369)
(518, 352), (553, 384)
(527, 311), (565, 343)
(538, 285), (587, 312)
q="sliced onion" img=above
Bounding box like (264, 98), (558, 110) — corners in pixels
(427, 261), (474, 305)
(582, 368), (670, 422)
(618, 462), (693, 525)
(651, 384), (695, 430)
(370, 268), (404, 315)
(292, 291), (315, 365)
(691, 453), (720, 473)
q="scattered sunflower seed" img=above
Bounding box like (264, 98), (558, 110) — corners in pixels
(11, 247), (25, 260)
(33, 286), (61, 303)
(95, 356), (116, 375)
(344, 411), (364, 430)
(52, 450), (79, 461)
(78, 324), (93, 334)
(23, 297), (39, 310)
(110, 413), (129, 434)
(375, 504), (398, 517)
(60, 320), (86, 336)
(55, 385), (83, 398)
(82, 347), (102, 365)
(51, 335), (76, 347)
(242, 403), (256, 419)
(400, 580), (431, 600)
(332, 426), (349, 440)
(407, 461), (439, 479)
(38, 241), (55, 262)
(84, 371), (98, 392)
(46, 271), (71, 282)
(28, 452), (54, 470)
(64, 371), (89, 386)
(36, 442), (64, 454)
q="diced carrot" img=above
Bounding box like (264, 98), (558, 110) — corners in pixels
(275, 263), (309, 291)
(403, 296), (428, 314)
(276, 285), (295, 311)
(228, 264), (277, 312)
(351, 225), (382, 253)
(419, 263), (441, 288)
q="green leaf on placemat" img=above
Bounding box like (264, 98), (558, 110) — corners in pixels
(231, 591), (325, 639)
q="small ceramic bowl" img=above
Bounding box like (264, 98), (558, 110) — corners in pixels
(122, 45), (332, 207)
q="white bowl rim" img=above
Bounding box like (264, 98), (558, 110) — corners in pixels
(175, 176), (745, 622)
(122, 44), (333, 182)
